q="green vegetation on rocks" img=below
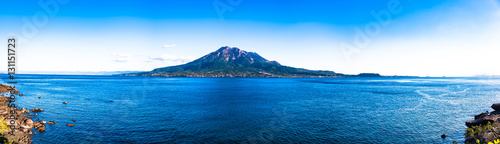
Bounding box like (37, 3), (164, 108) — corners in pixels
(465, 103), (500, 144)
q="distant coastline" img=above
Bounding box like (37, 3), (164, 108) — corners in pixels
(119, 72), (418, 78)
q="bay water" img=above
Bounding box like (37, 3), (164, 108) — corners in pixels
(3, 75), (500, 143)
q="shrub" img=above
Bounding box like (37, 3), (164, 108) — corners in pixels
(486, 122), (493, 131)
(0, 119), (12, 144)
(467, 127), (476, 137)
(0, 118), (9, 135)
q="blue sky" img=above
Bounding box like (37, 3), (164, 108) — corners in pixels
(1, 0), (500, 76)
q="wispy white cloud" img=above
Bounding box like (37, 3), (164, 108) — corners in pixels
(162, 44), (177, 48)
(112, 53), (131, 63)
(148, 54), (194, 63)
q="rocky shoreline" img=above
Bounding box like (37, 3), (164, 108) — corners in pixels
(465, 103), (500, 144)
(0, 84), (47, 144)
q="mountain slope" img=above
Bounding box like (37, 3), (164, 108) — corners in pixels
(128, 46), (344, 77)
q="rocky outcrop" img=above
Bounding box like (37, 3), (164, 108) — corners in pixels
(466, 117), (496, 127)
(441, 134), (448, 139)
(31, 108), (44, 112)
(0, 84), (52, 143)
(34, 121), (46, 133)
(492, 103), (500, 111)
(466, 113), (498, 127)
(20, 108), (29, 113)
(0, 110), (7, 115)
(465, 103), (500, 143)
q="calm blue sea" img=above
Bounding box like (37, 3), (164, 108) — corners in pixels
(2, 75), (500, 143)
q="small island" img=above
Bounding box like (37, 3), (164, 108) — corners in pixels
(121, 46), (384, 78)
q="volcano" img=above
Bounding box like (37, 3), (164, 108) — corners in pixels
(128, 46), (344, 77)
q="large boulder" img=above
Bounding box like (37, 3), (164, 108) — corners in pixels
(492, 103), (500, 111)
(0, 110), (7, 115)
(36, 127), (45, 133)
(25, 119), (33, 128)
(34, 122), (46, 133)
(31, 108), (44, 112)
(475, 112), (489, 120)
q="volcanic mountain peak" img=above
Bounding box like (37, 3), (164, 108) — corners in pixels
(126, 46), (348, 77)
(200, 46), (276, 64)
